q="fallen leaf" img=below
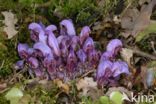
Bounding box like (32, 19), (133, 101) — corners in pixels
(120, 48), (133, 65)
(1, 11), (18, 39)
(5, 87), (23, 104)
(76, 77), (103, 100)
(120, 0), (156, 38)
(53, 79), (70, 94)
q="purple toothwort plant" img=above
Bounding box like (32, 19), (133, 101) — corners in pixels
(16, 19), (130, 85)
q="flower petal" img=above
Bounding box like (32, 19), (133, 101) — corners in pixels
(45, 25), (57, 33)
(76, 49), (87, 63)
(28, 23), (43, 42)
(47, 32), (61, 56)
(112, 61), (130, 77)
(106, 39), (123, 56)
(100, 51), (114, 62)
(60, 19), (76, 36)
(88, 49), (100, 66)
(96, 60), (113, 80)
(33, 42), (53, 57)
(67, 48), (77, 72)
(14, 60), (24, 70)
(27, 57), (39, 69)
(17, 43), (29, 59)
(70, 35), (80, 50)
(80, 26), (91, 45)
(83, 37), (94, 53)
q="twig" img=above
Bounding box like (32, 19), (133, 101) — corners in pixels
(80, 69), (95, 78)
(125, 45), (156, 60)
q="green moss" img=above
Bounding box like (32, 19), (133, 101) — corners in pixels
(0, 94), (9, 104)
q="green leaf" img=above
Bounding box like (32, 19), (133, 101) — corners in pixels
(109, 91), (123, 104)
(5, 87), (23, 104)
(99, 96), (110, 104)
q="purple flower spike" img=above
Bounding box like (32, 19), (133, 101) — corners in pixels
(27, 57), (39, 69)
(106, 39), (123, 56)
(80, 26), (91, 45)
(60, 19), (76, 36)
(67, 48), (77, 72)
(47, 32), (61, 56)
(83, 37), (94, 53)
(76, 49), (87, 63)
(28, 23), (43, 42)
(100, 51), (114, 62)
(14, 60), (24, 70)
(18, 43), (29, 59)
(33, 42), (53, 57)
(112, 61), (130, 77)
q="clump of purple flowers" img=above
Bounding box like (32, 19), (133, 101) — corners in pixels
(96, 39), (130, 86)
(15, 19), (130, 85)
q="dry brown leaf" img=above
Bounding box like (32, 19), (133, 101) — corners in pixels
(1, 11), (18, 39)
(120, 0), (156, 38)
(121, 48), (133, 65)
(76, 77), (103, 100)
(53, 79), (70, 94)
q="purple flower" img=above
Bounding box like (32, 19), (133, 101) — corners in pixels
(18, 43), (29, 59)
(67, 48), (77, 72)
(58, 35), (70, 57)
(14, 60), (24, 70)
(45, 25), (57, 33)
(34, 68), (44, 77)
(76, 49), (87, 63)
(106, 39), (123, 56)
(70, 35), (80, 50)
(83, 37), (94, 53)
(111, 61), (130, 77)
(47, 32), (61, 56)
(33, 42), (53, 58)
(43, 54), (54, 67)
(100, 51), (114, 62)
(43, 54), (56, 75)
(80, 26), (91, 45)
(38, 31), (47, 45)
(28, 23), (43, 42)
(60, 19), (76, 36)
(27, 57), (39, 69)
(88, 49), (100, 66)
(96, 60), (113, 85)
